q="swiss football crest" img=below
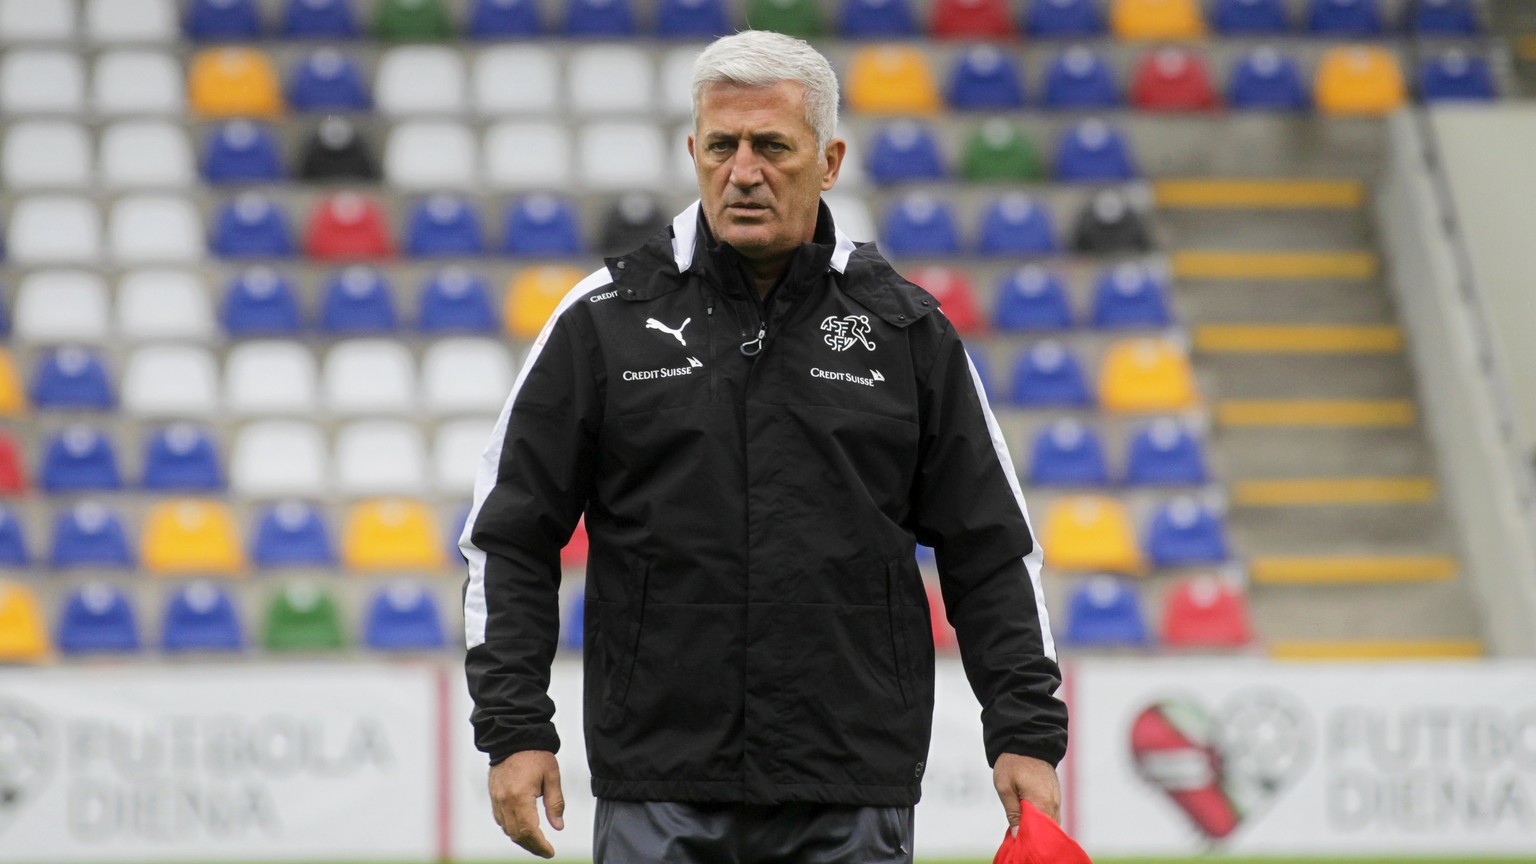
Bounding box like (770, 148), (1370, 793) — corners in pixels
(820, 315), (875, 352)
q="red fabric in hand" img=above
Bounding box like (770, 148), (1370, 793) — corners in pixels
(993, 801), (1092, 864)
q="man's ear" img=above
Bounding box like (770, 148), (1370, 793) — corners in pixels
(687, 133), (697, 164)
(820, 138), (847, 191)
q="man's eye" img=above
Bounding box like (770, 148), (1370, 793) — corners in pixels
(708, 141), (732, 152)
(764, 142), (788, 152)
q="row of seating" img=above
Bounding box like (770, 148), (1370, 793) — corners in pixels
(1060, 574), (1252, 648)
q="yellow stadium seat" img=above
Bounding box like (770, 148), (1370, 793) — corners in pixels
(1099, 338), (1199, 413)
(1110, 0), (1206, 39)
(189, 48), (283, 118)
(1041, 495), (1144, 575)
(0, 582), (50, 662)
(1315, 46), (1406, 116)
(0, 349), (25, 416)
(846, 46), (940, 115)
(143, 500), (244, 575)
(343, 499), (445, 572)
(505, 266), (585, 341)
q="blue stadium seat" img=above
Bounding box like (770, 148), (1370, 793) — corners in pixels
(142, 426), (225, 492)
(0, 507), (29, 567)
(914, 543), (935, 567)
(1212, 0), (1289, 33)
(41, 427), (123, 492)
(1228, 47), (1310, 111)
(657, 0), (732, 37)
(419, 268), (497, 333)
(50, 502), (133, 569)
(880, 194), (961, 257)
(867, 122), (947, 185)
(202, 122), (284, 184)
(222, 267), (303, 335)
(405, 196), (485, 258)
(994, 266), (1073, 331)
(1412, 0), (1477, 34)
(839, 0), (919, 38)
(1420, 51), (1496, 102)
(1042, 47), (1120, 109)
(281, 0), (360, 37)
(1065, 576), (1149, 647)
(1307, 0), (1383, 35)
(966, 349), (996, 399)
(0, 285), (9, 337)
(565, 0), (636, 35)
(321, 267), (399, 333)
(1147, 498), (1230, 566)
(213, 195), (297, 258)
(162, 583), (245, 653)
(1091, 264), (1171, 328)
(977, 194), (1057, 256)
(946, 46), (1025, 110)
(469, 0), (543, 36)
(1125, 419), (1208, 486)
(562, 588), (585, 650)
(1009, 341), (1091, 406)
(1028, 419), (1109, 486)
(187, 0), (263, 40)
(30, 349), (115, 411)
(287, 50), (371, 112)
(58, 584), (141, 655)
(1054, 120), (1136, 182)
(365, 583), (446, 650)
(503, 195), (585, 257)
(252, 501), (337, 567)
(1025, 0), (1104, 36)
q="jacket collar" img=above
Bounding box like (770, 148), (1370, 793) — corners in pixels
(671, 199), (857, 277)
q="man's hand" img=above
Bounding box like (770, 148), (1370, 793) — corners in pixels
(488, 750), (565, 859)
(993, 753), (1061, 829)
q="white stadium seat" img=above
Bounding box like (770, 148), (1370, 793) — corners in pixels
(835, 126), (868, 189)
(84, 0), (177, 43)
(0, 0), (76, 41)
(108, 196), (203, 263)
(121, 345), (221, 417)
(336, 420), (429, 496)
(824, 194), (877, 243)
(422, 339), (514, 415)
(435, 417), (497, 495)
(117, 271), (215, 341)
(13, 271), (111, 344)
(7, 197), (101, 264)
(384, 122), (479, 189)
(225, 342), (319, 416)
(474, 47), (560, 115)
(231, 421), (329, 498)
(2, 122), (91, 189)
(485, 122), (571, 190)
(93, 51), (183, 115)
(324, 340), (416, 416)
(376, 47), (466, 116)
(659, 47), (698, 119)
(99, 122), (195, 188)
(568, 46), (655, 115)
(0, 51), (85, 114)
(578, 122), (667, 190)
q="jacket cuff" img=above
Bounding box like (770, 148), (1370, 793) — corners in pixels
(479, 720), (562, 766)
(986, 731), (1068, 769)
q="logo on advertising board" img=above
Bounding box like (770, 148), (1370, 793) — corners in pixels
(0, 697), (55, 835)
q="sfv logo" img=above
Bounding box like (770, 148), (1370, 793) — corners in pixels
(645, 317), (690, 347)
(821, 315), (875, 352)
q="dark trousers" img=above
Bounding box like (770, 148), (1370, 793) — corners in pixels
(593, 799), (916, 864)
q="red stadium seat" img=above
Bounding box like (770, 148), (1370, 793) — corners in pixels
(305, 192), (395, 261)
(0, 435), (26, 496)
(925, 580), (958, 650)
(929, 0), (1014, 38)
(1131, 48), (1220, 112)
(908, 266), (984, 334)
(1161, 576), (1253, 648)
(561, 517), (589, 568)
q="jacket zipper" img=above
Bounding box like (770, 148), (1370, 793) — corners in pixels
(705, 294), (717, 400)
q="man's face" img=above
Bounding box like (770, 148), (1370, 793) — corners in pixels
(688, 80), (845, 263)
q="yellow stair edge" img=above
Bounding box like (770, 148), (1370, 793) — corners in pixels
(1269, 640), (1484, 661)
(1155, 179), (1365, 209)
(1217, 399), (1417, 428)
(1173, 251), (1378, 280)
(1195, 324), (1403, 354)
(1252, 555), (1457, 584)
(1232, 476), (1437, 506)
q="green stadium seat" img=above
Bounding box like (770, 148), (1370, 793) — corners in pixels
(745, 0), (826, 37)
(375, 0), (453, 41)
(263, 582), (346, 652)
(960, 119), (1044, 182)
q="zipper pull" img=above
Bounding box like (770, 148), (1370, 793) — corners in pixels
(740, 325), (765, 357)
(706, 295), (715, 317)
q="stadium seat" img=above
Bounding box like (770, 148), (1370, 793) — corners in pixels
(1029, 419), (1109, 486)
(867, 122), (947, 185)
(343, 499), (444, 571)
(1041, 495), (1143, 573)
(0, 507), (28, 567)
(226, 341), (319, 414)
(472, 47), (558, 114)
(658, 0), (732, 37)
(321, 267), (399, 333)
(562, 588), (586, 650)
(161, 582), (244, 653)
(221, 268), (303, 334)
(30, 348), (115, 410)
(423, 339), (514, 414)
(577, 123), (666, 190)
(0, 50), (86, 114)
(839, 0), (918, 37)
(1315, 46), (1405, 116)
(120, 345), (220, 417)
(0, 436), (22, 495)
(118, 270), (216, 342)
(264, 582), (346, 651)
(994, 266), (1073, 331)
(202, 121), (283, 184)
(1055, 120), (1136, 181)
(1147, 498), (1229, 566)
(434, 418), (494, 494)
(1131, 48), (1219, 112)
(960, 120), (1044, 182)
(469, 0), (542, 36)
(930, 0), (1013, 38)
(298, 117), (379, 181)
(1162, 576), (1254, 647)
(404, 196), (484, 258)
(880, 194), (961, 257)
(1110, 0), (1206, 39)
(50, 502), (133, 569)
(324, 339), (416, 415)
(84, 0), (176, 42)
(385, 122), (478, 189)
(305, 193), (394, 260)
(1009, 340), (1091, 406)
(143, 499), (243, 575)
(1420, 51), (1496, 102)
(41, 426), (123, 492)
(1307, 0), (1383, 35)
(1412, 0), (1477, 34)
(1024, 0), (1104, 36)
(923, 581), (957, 650)
(57, 584), (141, 655)
(1091, 264), (1171, 328)
(485, 122), (571, 189)
(288, 49), (370, 111)
(1042, 46), (1120, 109)
(419, 268), (498, 333)
(565, 0), (636, 35)
(599, 194), (670, 256)
(3, 122), (91, 189)
(375, 0), (453, 40)
(142, 424), (224, 491)
(231, 421), (328, 497)
(8, 196), (101, 265)
(109, 196), (203, 263)
(13, 270), (110, 344)
(94, 51), (184, 116)
(1072, 190), (1152, 254)
(505, 266), (585, 339)
(0, 0), (76, 41)
(213, 194), (297, 258)
(336, 421), (428, 496)
(847, 47), (941, 115)
(101, 122), (195, 188)
(1229, 47), (1309, 111)
(1100, 338), (1198, 412)
(1065, 576), (1149, 647)
(561, 517), (590, 568)
(376, 47), (465, 114)
(746, 0), (825, 37)
(503, 195), (585, 257)
(1212, 0), (1288, 32)
(1125, 419), (1208, 486)
(281, 0), (359, 37)
(0, 353), (20, 417)
(186, 0), (262, 40)
(658, 49), (701, 119)
(252, 502), (337, 567)
(0, 582), (49, 662)
(977, 194), (1058, 256)
(189, 48), (283, 117)
(365, 583), (446, 650)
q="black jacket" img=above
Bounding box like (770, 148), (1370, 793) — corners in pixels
(462, 200), (1067, 807)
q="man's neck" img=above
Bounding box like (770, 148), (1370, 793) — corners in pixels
(741, 251), (793, 300)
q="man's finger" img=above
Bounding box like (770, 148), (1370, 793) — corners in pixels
(508, 791), (555, 858)
(543, 767), (566, 832)
(996, 778), (1023, 828)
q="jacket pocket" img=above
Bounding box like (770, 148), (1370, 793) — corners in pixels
(886, 560), (912, 711)
(602, 561), (650, 713)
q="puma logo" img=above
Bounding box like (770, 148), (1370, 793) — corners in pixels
(645, 317), (690, 347)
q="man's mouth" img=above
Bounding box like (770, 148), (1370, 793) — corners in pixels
(726, 203), (768, 213)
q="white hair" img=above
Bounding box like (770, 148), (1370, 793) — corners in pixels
(690, 30), (840, 152)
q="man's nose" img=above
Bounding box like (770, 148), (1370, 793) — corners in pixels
(728, 141), (763, 188)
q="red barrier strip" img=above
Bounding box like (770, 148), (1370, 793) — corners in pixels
(1063, 660), (1079, 839)
(436, 665), (453, 863)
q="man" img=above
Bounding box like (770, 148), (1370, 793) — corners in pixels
(462, 30), (1067, 862)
